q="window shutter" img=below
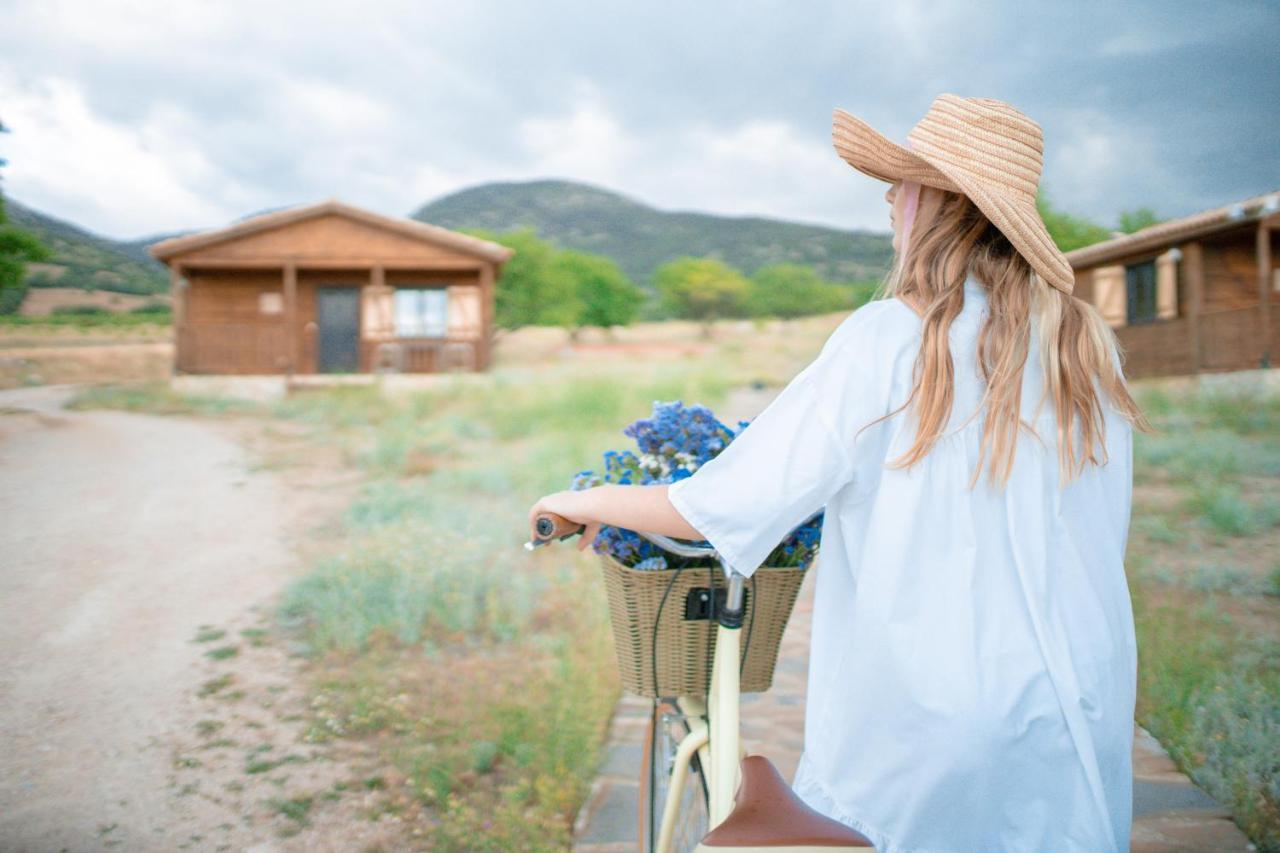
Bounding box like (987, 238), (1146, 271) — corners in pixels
(1156, 251), (1178, 320)
(447, 286), (482, 336)
(1092, 265), (1126, 327)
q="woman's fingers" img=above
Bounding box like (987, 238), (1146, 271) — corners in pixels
(528, 491), (591, 544)
(576, 521), (601, 551)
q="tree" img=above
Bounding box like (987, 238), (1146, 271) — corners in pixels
(1036, 189), (1113, 253)
(746, 263), (852, 320)
(653, 257), (750, 337)
(550, 249), (643, 339)
(0, 120), (51, 315)
(465, 227), (580, 335)
(1117, 207), (1163, 234)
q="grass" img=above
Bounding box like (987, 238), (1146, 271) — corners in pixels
(69, 383), (262, 417)
(262, 361), (736, 847)
(193, 626), (226, 643)
(0, 312), (170, 329)
(1128, 380), (1280, 848)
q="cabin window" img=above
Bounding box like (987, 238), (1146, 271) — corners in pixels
(1125, 260), (1157, 325)
(394, 288), (449, 337)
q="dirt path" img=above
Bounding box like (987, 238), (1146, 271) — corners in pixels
(0, 386), (347, 851)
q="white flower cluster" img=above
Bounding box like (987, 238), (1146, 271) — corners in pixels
(637, 451), (701, 480)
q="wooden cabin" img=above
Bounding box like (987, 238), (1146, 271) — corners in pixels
(1065, 190), (1279, 379)
(149, 200), (513, 375)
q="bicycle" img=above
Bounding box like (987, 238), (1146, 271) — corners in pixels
(527, 512), (874, 853)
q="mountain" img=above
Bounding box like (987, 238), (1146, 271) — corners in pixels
(9, 180), (895, 298)
(412, 180), (894, 285)
(7, 199), (177, 295)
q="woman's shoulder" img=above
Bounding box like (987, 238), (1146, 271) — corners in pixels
(823, 297), (922, 361)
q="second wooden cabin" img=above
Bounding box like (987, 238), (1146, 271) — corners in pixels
(1065, 190), (1279, 379)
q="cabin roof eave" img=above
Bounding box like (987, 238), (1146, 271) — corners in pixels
(147, 199), (514, 265)
(1065, 189), (1280, 270)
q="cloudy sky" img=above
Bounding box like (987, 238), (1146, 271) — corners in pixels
(1, 0), (1276, 240)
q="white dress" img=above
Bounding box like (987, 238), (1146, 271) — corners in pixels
(666, 273), (1137, 852)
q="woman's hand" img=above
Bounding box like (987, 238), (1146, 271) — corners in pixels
(527, 489), (601, 552)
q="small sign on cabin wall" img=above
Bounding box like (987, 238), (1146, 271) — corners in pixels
(259, 292), (284, 315)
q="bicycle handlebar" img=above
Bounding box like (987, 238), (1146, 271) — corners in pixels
(524, 511), (718, 560)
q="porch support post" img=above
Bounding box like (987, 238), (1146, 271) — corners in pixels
(1183, 240), (1204, 375)
(368, 264), (388, 373)
(1259, 221), (1273, 368)
(283, 261), (298, 375)
(479, 263), (495, 370)
(170, 263), (186, 374)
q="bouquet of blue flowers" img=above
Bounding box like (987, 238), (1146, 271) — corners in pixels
(570, 400), (823, 571)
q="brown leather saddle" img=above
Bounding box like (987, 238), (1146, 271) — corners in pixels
(698, 755), (874, 849)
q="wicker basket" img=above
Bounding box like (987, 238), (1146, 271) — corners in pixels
(599, 553), (807, 698)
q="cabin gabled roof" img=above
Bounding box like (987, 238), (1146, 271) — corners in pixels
(148, 198), (514, 264)
(1064, 189), (1280, 269)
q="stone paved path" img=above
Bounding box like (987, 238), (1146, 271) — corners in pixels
(572, 573), (1256, 851)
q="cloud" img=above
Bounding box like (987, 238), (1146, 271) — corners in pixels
(517, 87), (637, 187)
(0, 0), (1274, 239)
(0, 74), (241, 235)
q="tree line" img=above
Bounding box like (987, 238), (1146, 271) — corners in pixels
(468, 226), (879, 339)
(0, 121), (52, 314)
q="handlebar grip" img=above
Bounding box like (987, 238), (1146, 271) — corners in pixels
(533, 512), (585, 541)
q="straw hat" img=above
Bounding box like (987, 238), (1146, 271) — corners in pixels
(832, 93), (1075, 294)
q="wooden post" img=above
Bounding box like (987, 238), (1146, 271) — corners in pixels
(1259, 221), (1273, 368)
(368, 264), (386, 373)
(283, 262), (298, 375)
(1184, 240), (1204, 375)
(170, 263), (185, 374)
(479, 263), (495, 371)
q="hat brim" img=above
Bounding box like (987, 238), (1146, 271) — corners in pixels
(952, 172), (1076, 294)
(832, 108), (960, 193)
(832, 107), (1075, 295)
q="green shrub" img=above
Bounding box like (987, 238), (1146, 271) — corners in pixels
(130, 301), (171, 315)
(51, 304), (109, 315)
(1186, 669), (1280, 849)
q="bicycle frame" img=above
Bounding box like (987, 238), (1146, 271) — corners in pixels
(635, 531), (746, 852)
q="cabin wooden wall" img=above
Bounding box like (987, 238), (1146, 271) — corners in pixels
(1203, 231), (1264, 313)
(179, 270), (288, 374)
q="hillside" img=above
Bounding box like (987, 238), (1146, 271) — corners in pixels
(8, 199), (175, 295)
(8, 180), (895, 300)
(413, 180), (894, 284)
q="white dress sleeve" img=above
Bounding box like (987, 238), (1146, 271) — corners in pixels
(666, 305), (894, 578)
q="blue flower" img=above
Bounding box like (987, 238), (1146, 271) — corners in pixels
(568, 399), (822, 570)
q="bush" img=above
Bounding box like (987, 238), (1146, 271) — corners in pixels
(130, 301), (171, 315)
(51, 304), (109, 316)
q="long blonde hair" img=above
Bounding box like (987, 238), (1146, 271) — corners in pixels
(873, 184), (1151, 488)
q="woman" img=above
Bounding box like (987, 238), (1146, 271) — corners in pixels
(528, 94), (1150, 852)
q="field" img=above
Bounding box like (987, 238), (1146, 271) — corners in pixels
(0, 315), (173, 388)
(61, 316), (1280, 850)
(18, 285), (171, 316)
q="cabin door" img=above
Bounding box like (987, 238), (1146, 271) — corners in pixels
(316, 287), (361, 372)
